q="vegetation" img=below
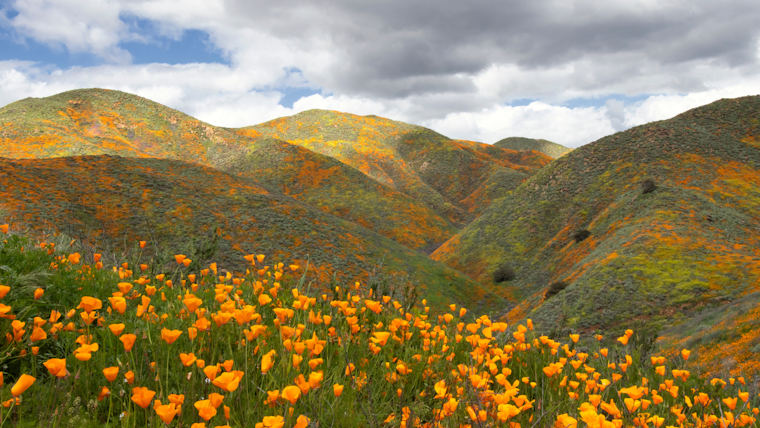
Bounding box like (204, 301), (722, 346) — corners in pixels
(641, 179), (657, 195)
(432, 95), (760, 371)
(572, 230), (591, 243)
(0, 155), (495, 314)
(0, 89), (549, 250)
(544, 281), (569, 300)
(492, 264), (516, 284)
(493, 137), (573, 159)
(0, 227), (757, 428)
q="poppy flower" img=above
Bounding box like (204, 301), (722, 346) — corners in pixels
(681, 349), (691, 361)
(208, 393), (224, 408)
(294, 415), (310, 428)
(108, 297), (126, 314)
(261, 416), (284, 428)
(180, 353), (197, 367)
(34, 288), (44, 300)
(333, 384), (344, 397)
(124, 371), (135, 384)
(131, 386), (156, 409)
(0, 225), (7, 234)
(108, 323), (125, 336)
(160, 328), (182, 344)
(0, 286), (10, 299)
(120, 334), (137, 352)
(11, 374), (35, 396)
(103, 366), (119, 382)
(282, 385), (301, 404)
(371, 332), (391, 346)
(155, 402), (180, 424)
(73, 343), (99, 361)
(204, 365), (220, 381)
(78, 296), (102, 314)
(43, 359), (66, 378)
(97, 386), (110, 401)
(261, 350), (276, 374)
(213, 371), (243, 392)
(30, 326), (47, 342)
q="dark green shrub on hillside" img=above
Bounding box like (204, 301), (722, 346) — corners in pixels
(641, 178), (657, 194)
(492, 264), (515, 283)
(545, 280), (569, 299)
(572, 229), (591, 242)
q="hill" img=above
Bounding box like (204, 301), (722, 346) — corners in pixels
(231, 137), (457, 251)
(245, 110), (552, 224)
(432, 96), (760, 339)
(0, 155), (496, 312)
(0, 89), (469, 250)
(494, 137), (572, 159)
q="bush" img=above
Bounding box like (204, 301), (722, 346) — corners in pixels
(641, 178), (657, 194)
(572, 229), (591, 243)
(492, 264), (516, 283)
(545, 280), (569, 299)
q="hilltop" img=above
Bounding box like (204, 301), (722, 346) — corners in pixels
(0, 89), (548, 250)
(0, 155), (497, 312)
(432, 96), (760, 351)
(245, 110), (552, 224)
(494, 137), (573, 159)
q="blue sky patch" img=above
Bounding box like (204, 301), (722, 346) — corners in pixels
(277, 87), (322, 108)
(562, 94), (651, 109)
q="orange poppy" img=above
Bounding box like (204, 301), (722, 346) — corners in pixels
(11, 374), (35, 396)
(43, 359), (66, 378)
(131, 386), (156, 408)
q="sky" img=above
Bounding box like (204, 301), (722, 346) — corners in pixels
(1, 0), (760, 148)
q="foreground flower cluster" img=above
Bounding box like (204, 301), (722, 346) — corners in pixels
(0, 224), (756, 427)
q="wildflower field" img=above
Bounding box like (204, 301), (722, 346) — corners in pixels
(0, 225), (757, 428)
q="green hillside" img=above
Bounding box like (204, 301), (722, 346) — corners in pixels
(0, 89), (464, 250)
(246, 110), (552, 225)
(494, 137), (573, 159)
(432, 96), (760, 338)
(0, 155), (495, 313)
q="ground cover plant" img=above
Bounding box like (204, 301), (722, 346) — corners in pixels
(0, 225), (757, 428)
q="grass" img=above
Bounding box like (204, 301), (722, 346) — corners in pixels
(0, 227), (758, 428)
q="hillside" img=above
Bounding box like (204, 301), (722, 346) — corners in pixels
(494, 137), (573, 159)
(0, 89), (470, 250)
(0, 155), (496, 312)
(245, 110), (552, 224)
(432, 96), (760, 339)
(232, 137), (457, 251)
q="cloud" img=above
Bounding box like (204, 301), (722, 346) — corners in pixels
(1, 0), (760, 147)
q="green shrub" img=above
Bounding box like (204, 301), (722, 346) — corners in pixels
(545, 280), (569, 299)
(572, 229), (591, 243)
(641, 178), (657, 194)
(492, 263), (516, 283)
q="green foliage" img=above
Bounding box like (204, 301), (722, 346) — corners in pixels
(641, 178), (657, 194)
(492, 263), (516, 283)
(571, 229), (591, 243)
(544, 281), (569, 300)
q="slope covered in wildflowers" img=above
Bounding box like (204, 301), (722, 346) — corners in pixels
(432, 96), (760, 346)
(493, 137), (573, 159)
(0, 226), (757, 427)
(0, 89), (484, 251)
(245, 111), (552, 225)
(0, 155), (494, 313)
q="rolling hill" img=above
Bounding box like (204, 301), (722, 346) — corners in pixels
(494, 137), (573, 159)
(0, 155), (495, 312)
(245, 110), (552, 224)
(0, 88), (547, 251)
(432, 96), (760, 341)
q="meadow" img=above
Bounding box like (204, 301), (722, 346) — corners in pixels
(0, 224), (756, 428)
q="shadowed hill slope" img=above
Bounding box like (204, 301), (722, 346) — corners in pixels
(494, 137), (573, 159)
(245, 110), (552, 224)
(0, 155), (496, 313)
(232, 137), (457, 250)
(0, 89), (461, 249)
(432, 95), (760, 336)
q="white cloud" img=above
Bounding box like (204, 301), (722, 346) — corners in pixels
(1, 0), (760, 147)
(424, 102), (616, 148)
